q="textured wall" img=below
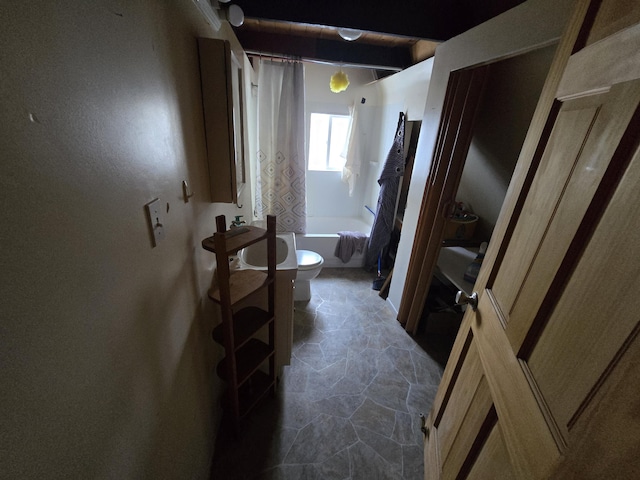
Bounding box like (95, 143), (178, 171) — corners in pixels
(0, 1), (250, 477)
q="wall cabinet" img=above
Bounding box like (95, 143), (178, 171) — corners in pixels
(197, 38), (246, 204)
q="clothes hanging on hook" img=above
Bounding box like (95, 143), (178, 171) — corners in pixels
(365, 111), (406, 269)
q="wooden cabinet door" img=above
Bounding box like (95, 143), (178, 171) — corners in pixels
(424, 1), (640, 478)
(198, 38), (237, 203)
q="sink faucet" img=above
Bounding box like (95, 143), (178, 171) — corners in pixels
(230, 215), (246, 228)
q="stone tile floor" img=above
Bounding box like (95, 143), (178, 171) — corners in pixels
(211, 268), (448, 479)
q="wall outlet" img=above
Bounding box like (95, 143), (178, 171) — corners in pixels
(145, 198), (165, 247)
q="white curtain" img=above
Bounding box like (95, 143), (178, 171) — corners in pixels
(341, 103), (362, 197)
(255, 60), (306, 233)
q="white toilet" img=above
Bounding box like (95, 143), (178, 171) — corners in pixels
(294, 250), (324, 301)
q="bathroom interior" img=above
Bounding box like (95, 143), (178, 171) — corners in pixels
(229, 42), (557, 347)
(2, 0), (570, 478)
(199, 13), (558, 451)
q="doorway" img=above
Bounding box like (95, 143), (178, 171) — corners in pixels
(404, 43), (557, 340)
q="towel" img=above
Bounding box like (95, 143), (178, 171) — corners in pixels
(334, 231), (368, 263)
(341, 104), (361, 197)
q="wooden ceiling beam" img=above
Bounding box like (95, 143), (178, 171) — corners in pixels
(234, 30), (413, 70)
(233, 0), (527, 41)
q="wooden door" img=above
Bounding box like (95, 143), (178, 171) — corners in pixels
(424, 1), (640, 478)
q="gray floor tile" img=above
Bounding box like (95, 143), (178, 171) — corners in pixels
(211, 268), (445, 480)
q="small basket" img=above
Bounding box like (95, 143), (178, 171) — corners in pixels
(443, 215), (478, 240)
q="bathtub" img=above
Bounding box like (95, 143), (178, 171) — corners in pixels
(296, 216), (372, 268)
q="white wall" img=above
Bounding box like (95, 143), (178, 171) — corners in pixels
(304, 62), (378, 219)
(0, 2), (253, 477)
(303, 60), (434, 224)
(387, 0), (575, 314)
(361, 59), (434, 225)
(372, 59), (434, 123)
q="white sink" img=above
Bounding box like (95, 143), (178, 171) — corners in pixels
(233, 231), (297, 379)
(238, 232), (297, 271)
(240, 236), (288, 266)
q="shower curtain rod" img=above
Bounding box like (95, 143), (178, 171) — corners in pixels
(245, 51), (402, 72)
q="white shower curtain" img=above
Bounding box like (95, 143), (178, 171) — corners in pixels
(255, 60), (306, 233)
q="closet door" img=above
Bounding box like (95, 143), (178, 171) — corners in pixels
(424, 1), (640, 478)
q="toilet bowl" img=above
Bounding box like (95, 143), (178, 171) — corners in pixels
(294, 249), (324, 301)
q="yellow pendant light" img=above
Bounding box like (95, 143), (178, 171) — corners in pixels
(330, 69), (350, 93)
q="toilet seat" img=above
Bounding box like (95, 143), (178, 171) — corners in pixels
(296, 250), (324, 271)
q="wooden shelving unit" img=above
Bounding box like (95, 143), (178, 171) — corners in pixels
(202, 215), (277, 434)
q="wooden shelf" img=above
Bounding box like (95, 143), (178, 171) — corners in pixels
(201, 225), (267, 255)
(203, 214), (277, 436)
(222, 370), (275, 418)
(212, 306), (273, 349)
(216, 338), (274, 386)
(237, 371), (275, 417)
(207, 270), (270, 305)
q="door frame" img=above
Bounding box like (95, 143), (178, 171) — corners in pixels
(398, 66), (488, 332)
(395, 0), (576, 335)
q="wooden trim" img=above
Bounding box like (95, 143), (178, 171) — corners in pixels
(558, 23), (640, 100)
(401, 66), (489, 335)
(398, 74), (461, 325)
(472, 294), (561, 478)
(457, 406), (498, 479)
(433, 327), (474, 426)
(519, 359), (568, 452)
(425, 417), (442, 479)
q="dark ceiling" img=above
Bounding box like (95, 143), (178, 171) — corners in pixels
(229, 0), (526, 71)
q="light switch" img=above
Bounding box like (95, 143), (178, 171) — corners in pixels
(145, 198), (165, 247)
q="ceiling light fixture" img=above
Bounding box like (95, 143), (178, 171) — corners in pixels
(193, 0), (245, 31)
(218, 0), (245, 27)
(338, 28), (363, 41)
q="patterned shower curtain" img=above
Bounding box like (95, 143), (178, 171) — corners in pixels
(255, 60), (306, 233)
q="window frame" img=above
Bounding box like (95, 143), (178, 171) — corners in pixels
(308, 112), (350, 172)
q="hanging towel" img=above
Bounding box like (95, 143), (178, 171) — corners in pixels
(334, 231), (368, 263)
(341, 104), (361, 197)
(365, 112), (406, 269)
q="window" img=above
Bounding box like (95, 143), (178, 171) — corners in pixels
(308, 113), (350, 171)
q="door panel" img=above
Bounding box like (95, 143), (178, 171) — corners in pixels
(436, 339), (484, 461)
(491, 102), (596, 319)
(467, 423), (516, 480)
(439, 346), (493, 479)
(528, 143), (640, 437)
(551, 316), (640, 478)
(424, 1), (640, 478)
(473, 293), (560, 476)
(496, 80), (640, 351)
